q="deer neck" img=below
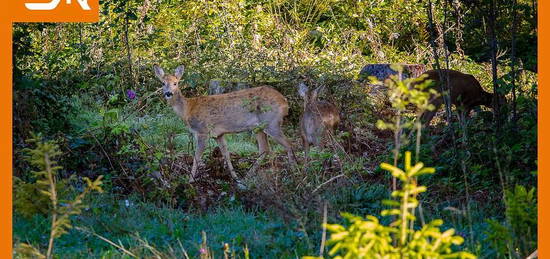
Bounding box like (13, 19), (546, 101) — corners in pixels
(305, 101), (321, 116)
(168, 90), (188, 120)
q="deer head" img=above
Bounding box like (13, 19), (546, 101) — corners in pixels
(298, 82), (324, 106)
(153, 65), (185, 99)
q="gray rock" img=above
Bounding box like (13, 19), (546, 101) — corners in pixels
(208, 80), (250, 95)
(359, 63), (426, 83)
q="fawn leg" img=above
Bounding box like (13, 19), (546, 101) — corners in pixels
(302, 134), (310, 164)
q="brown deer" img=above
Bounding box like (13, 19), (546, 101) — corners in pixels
(153, 65), (296, 182)
(417, 69), (505, 125)
(298, 82), (340, 160)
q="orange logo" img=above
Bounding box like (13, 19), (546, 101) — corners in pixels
(25, 0), (91, 11)
(6, 0), (99, 22)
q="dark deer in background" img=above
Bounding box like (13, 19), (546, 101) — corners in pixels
(153, 65), (296, 182)
(298, 82), (340, 160)
(417, 69), (505, 125)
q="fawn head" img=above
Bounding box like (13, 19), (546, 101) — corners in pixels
(298, 82), (324, 106)
(154, 65), (185, 99)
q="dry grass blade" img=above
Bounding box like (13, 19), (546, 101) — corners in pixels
(75, 227), (138, 258)
(312, 174), (345, 194)
(526, 250), (538, 259)
(319, 201), (328, 257)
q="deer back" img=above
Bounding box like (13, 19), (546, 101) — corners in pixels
(422, 69), (495, 109)
(180, 86), (289, 136)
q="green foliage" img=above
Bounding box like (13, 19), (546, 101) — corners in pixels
(485, 185), (537, 258)
(13, 76), (75, 140)
(330, 183), (388, 216)
(505, 185), (537, 238)
(374, 65), (438, 132)
(15, 135), (103, 259)
(309, 152), (475, 259)
(13, 176), (70, 219)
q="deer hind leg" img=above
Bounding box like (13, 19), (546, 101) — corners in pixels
(191, 134), (207, 181)
(215, 135), (238, 180)
(255, 131), (271, 155)
(264, 124), (296, 165)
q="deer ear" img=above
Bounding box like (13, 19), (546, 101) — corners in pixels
(175, 65), (185, 80)
(153, 65), (165, 81)
(298, 82), (308, 98)
(312, 85), (324, 100)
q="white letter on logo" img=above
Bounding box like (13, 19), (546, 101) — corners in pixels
(25, 0), (62, 10)
(25, 0), (91, 11)
(76, 0), (91, 10)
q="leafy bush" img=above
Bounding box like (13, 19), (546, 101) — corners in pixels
(306, 152), (475, 259)
(13, 76), (75, 141)
(15, 135), (103, 259)
(13, 176), (70, 219)
(486, 185), (537, 258)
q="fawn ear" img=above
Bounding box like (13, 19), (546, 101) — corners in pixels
(298, 82), (308, 98)
(311, 85), (324, 100)
(175, 65), (185, 80)
(153, 65), (165, 81)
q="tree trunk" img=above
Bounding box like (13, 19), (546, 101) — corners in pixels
(426, 0), (452, 124)
(487, 0), (501, 127)
(124, 2), (135, 89)
(510, 0), (519, 127)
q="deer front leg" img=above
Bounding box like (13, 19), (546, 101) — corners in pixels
(190, 134), (207, 182)
(421, 96), (444, 126)
(215, 135), (238, 180)
(324, 127), (336, 150)
(420, 110), (437, 126)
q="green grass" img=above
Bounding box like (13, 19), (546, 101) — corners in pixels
(14, 193), (312, 258)
(13, 186), (503, 258)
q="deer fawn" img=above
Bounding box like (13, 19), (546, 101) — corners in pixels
(298, 82), (340, 160)
(153, 65), (296, 182)
(417, 69), (505, 125)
